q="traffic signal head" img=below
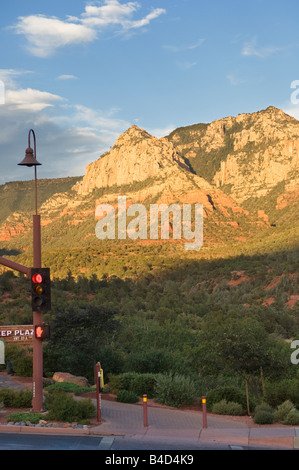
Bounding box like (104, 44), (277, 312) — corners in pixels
(31, 268), (51, 313)
(35, 323), (50, 341)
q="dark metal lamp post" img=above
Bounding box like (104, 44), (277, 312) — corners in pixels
(18, 129), (43, 412)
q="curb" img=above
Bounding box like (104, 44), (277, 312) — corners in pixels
(0, 423), (125, 437)
(0, 424), (297, 449)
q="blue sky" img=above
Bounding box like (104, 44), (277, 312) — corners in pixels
(0, 0), (299, 184)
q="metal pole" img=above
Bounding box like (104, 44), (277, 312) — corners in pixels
(32, 211), (43, 412)
(95, 363), (101, 423)
(0, 257), (30, 277)
(202, 396), (207, 428)
(143, 394), (148, 427)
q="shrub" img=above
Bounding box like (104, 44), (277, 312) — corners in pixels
(108, 373), (139, 394)
(131, 374), (158, 399)
(212, 399), (243, 416)
(274, 400), (299, 425)
(7, 412), (43, 424)
(274, 400), (295, 423)
(283, 408), (299, 425)
(116, 390), (139, 403)
(44, 389), (95, 422)
(109, 373), (158, 398)
(153, 373), (197, 408)
(206, 386), (253, 412)
(253, 403), (274, 425)
(0, 388), (32, 408)
(13, 356), (32, 377)
(265, 379), (299, 408)
(44, 382), (91, 396)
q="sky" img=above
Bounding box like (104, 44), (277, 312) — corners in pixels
(0, 0), (299, 184)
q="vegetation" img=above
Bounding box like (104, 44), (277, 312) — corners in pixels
(211, 400), (243, 416)
(253, 403), (275, 424)
(44, 388), (95, 422)
(0, 388), (32, 408)
(0, 239), (298, 416)
(6, 412), (43, 424)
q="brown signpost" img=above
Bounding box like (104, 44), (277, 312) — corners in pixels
(0, 326), (34, 343)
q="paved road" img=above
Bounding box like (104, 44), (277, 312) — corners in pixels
(0, 432), (235, 450)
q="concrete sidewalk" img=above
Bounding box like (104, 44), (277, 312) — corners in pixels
(89, 399), (299, 450)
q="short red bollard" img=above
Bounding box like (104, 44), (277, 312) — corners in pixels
(143, 394), (148, 427)
(202, 396), (207, 428)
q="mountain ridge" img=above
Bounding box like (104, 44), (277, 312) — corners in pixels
(0, 105), (297, 277)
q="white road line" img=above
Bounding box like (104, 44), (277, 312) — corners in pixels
(98, 437), (114, 450)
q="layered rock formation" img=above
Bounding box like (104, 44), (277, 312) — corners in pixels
(167, 106), (299, 204)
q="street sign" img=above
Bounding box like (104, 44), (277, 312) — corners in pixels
(0, 326), (34, 343)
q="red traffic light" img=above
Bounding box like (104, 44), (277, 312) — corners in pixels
(30, 268), (51, 313)
(32, 273), (43, 283)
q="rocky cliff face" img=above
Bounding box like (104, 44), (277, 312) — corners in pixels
(73, 123), (256, 227)
(75, 125), (191, 195)
(167, 106), (299, 204)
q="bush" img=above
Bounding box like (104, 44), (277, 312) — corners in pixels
(265, 379), (299, 408)
(153, 373), (197, 408)
(282, 408), (299, 425)
(7, 412), (43, 424)
(44, 389), (95, 422)
(13, 356), (33, 377)
(274, 400), (295, 423)
(44, 382), (91, 396)
(116, 390), (139, 403)
(212, 399), (243, 416)
(253, 403), (274, 425)
(131, 374), (158, 398)
(274, 400), (299, 425)
(206, 386), (253, 412)
(109, 373), (158, 398)
(109, 373), (139, 394)
(0, 388), (32, 408)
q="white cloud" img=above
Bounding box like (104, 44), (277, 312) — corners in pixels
(0, 68), (130, 183)
(226, 72), (245, 86)
(164, 39), (205, 52)
(176, 61), (197, 70)
(242, 37), (282, 58)
(5, 88), (63, 112)
(11, 1), (166, 57)
(57, 74), (78, 80)
(148, 124), (176, 138)
(13, 15), (96, 58)
(0, 69), (64, 111)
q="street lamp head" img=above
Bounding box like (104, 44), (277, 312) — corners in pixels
(18, 146), (41, 167)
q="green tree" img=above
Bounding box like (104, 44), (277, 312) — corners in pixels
(45, 304), (120, 381)
(198, 314), (286, 414)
